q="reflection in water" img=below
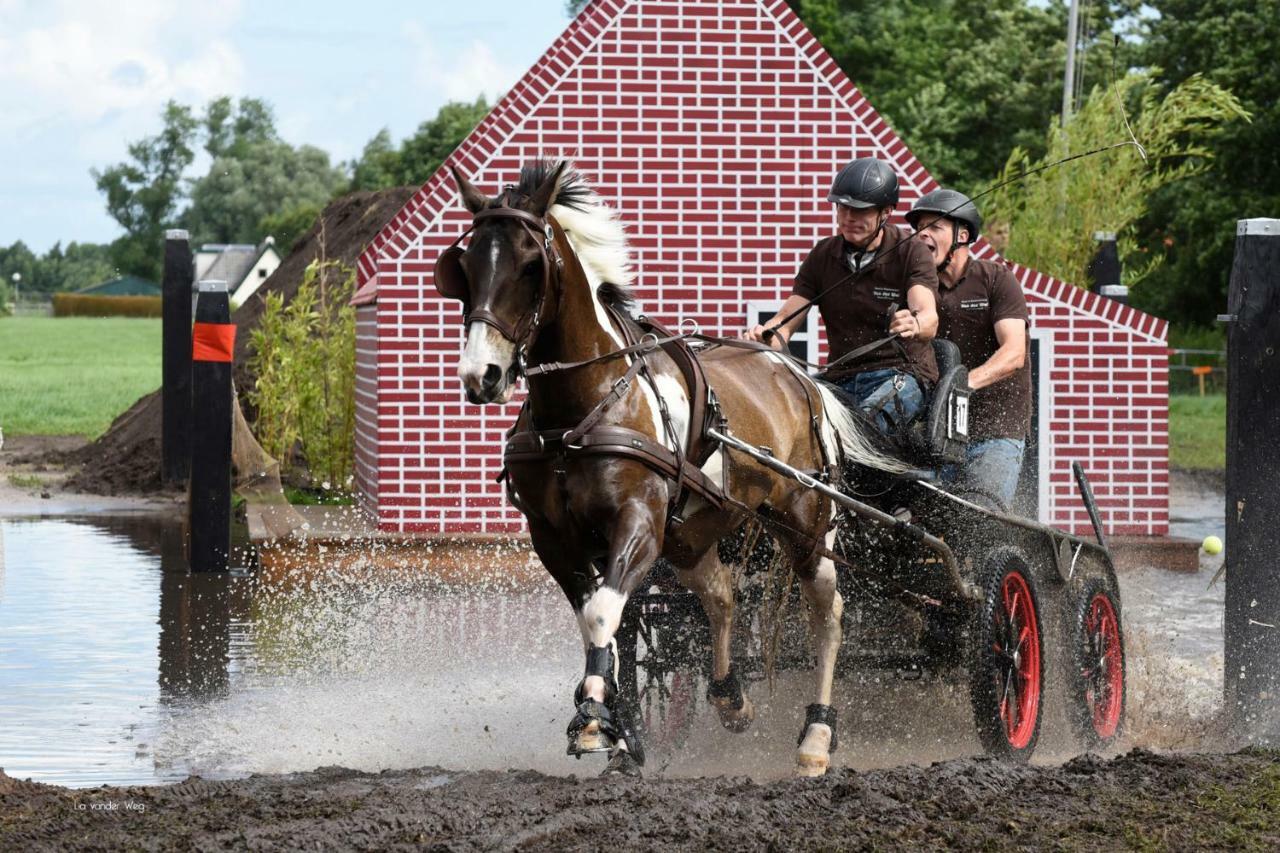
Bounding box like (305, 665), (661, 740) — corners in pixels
(0, 514), (582, 787)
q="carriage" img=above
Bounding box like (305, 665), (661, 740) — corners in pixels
(617, 372), (1127, 763)
(438, 159), (1125, 776)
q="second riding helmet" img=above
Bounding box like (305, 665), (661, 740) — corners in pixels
(828, 158), (900, 209)
(905, 188), (982, 244)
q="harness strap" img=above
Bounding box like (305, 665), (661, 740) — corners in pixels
(561, 356), (647, 447)
(504, 426), (726, 509)
(523, 329), (687, 377)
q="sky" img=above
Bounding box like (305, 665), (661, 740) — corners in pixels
(0, 0), (574, 253)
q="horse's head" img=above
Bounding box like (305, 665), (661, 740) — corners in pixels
(436, 162), (567, 405)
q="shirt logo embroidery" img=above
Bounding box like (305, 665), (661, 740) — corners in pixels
(873, 287), (898, 303)
(961, 298), (989, 311)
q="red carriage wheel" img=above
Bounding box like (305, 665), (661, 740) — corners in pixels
(968, 548), (1044, 761)
(1071, 575), (1126, 748)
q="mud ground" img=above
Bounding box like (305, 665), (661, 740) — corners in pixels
(2, 749), (1277, 851)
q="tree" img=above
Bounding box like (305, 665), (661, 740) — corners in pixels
(184, 140), (346, 245)
(788, 1), (1146, 191)
(259, 202), (322, 252)
(1135, 0), (1278, 327)
(92, 101), (199, 280)
(350, 129), (400, 192)
(348, 98), (491, 191)
(984, 73), (1247, 292)
(203, 95), (277, 159)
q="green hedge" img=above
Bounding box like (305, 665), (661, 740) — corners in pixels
(52, 293), (163, 318)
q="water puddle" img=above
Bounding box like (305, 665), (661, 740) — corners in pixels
(0, 475), (1229, 787)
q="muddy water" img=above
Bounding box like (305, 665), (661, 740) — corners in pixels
(0, 475), (1229, 788)
(1117, 473), (1228, 750)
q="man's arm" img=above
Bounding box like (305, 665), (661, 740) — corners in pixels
(889, 283), (938, 340)
(743, 294), (811, 349)
(968, 318), (1026, 389)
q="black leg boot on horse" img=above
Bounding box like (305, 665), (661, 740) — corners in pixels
(566, 641), (646, 776)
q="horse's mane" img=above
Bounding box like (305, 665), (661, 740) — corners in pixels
(516, 160), (637, 315)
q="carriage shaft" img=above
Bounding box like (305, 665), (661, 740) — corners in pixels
(707, 427), (979, 603)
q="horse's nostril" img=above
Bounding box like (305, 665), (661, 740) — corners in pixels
(482, 364), (503, 389)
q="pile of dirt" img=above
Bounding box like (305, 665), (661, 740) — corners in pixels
(3, 749), (1278, 849)
(66, 186), (417, 496)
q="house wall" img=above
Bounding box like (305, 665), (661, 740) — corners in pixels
(357, 0), (1170, 537)
(354, 303), (380, 518)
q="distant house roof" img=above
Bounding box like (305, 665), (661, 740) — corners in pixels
(77, 275), (160, 297)
(201, 245), (262, 288)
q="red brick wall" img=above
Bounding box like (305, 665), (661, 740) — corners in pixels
(356, 0), (1169, 537)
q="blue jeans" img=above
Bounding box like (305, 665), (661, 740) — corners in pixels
(838, 369), (926, 438)
(939, 438), (1026, 509)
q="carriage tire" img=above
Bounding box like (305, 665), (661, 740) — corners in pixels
(968, 547), (1044, 762)
(615, 594), (702, 757)
(1068, 574), (1126, 749)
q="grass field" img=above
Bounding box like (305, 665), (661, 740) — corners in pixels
(0, 316), (160, 437)
(1169, 394), (1226, 471)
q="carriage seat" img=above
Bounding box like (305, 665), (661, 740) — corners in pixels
(864, 339), (974, 471)
(908, 338), (972, 465)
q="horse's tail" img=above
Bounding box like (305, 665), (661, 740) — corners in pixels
(812, 380), (910, 475)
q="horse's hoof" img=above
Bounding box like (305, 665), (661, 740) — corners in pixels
(567, 718), (615, 755)
(710, 694), (755, 733)
(795, 717), (834, 777)
(795, 751), (830, 777)
(601, 750), (643, 778)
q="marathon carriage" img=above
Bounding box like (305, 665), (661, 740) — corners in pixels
(438, 159), (1125, 777)
(618, 338), (1127, 762)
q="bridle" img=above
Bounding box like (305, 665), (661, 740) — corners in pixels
(432, 198), (564, 372)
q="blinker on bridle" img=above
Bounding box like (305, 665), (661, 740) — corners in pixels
(432, 193), (564, 373)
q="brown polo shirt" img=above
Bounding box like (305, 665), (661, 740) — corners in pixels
(792, 225), (939, 385)
(936, 257), (1032, 440)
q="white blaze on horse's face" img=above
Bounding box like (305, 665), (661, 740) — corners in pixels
(459, 321), (517, 405)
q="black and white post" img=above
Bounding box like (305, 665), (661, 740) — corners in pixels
(188, 280), (235, 573)
(1223, 217), (1280, 741)
(162, 229), (194, 485)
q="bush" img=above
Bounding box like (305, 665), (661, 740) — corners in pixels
(247, 259), (356, 491)
(52, 293), (162, 318)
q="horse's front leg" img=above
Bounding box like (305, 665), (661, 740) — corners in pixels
(794, 527), (843, 777)
(672, 546), (754, 733)
(569, 496), (664, 775)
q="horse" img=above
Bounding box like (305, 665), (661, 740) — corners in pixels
(435, 159), (905, 777)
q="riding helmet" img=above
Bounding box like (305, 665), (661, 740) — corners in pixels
(828, 158), (900, 209)
(905, 189), (982, 244)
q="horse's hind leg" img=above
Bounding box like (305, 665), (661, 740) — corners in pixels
(673, 547), (754, 733)
(794, 527), (843, 777)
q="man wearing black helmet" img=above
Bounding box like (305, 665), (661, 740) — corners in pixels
(906, 188), (1031, 509)
(744, 158), (940, 438)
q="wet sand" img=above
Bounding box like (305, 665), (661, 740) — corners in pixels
(3, 749), (1278, 850)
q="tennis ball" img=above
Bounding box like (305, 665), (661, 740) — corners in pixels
(1202, 535), (1223, 555)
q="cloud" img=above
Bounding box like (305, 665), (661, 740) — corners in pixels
(405, 22), (524, 104)
(0, 0), (245, 131)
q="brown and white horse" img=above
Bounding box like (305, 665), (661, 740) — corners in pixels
(439, 160), (904, 777)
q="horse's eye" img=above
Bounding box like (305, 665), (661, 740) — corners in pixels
(523, 260), (540, 279)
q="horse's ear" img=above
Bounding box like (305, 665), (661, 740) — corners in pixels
(450, 165), (489, 214)
(528, 161), (567, 217)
